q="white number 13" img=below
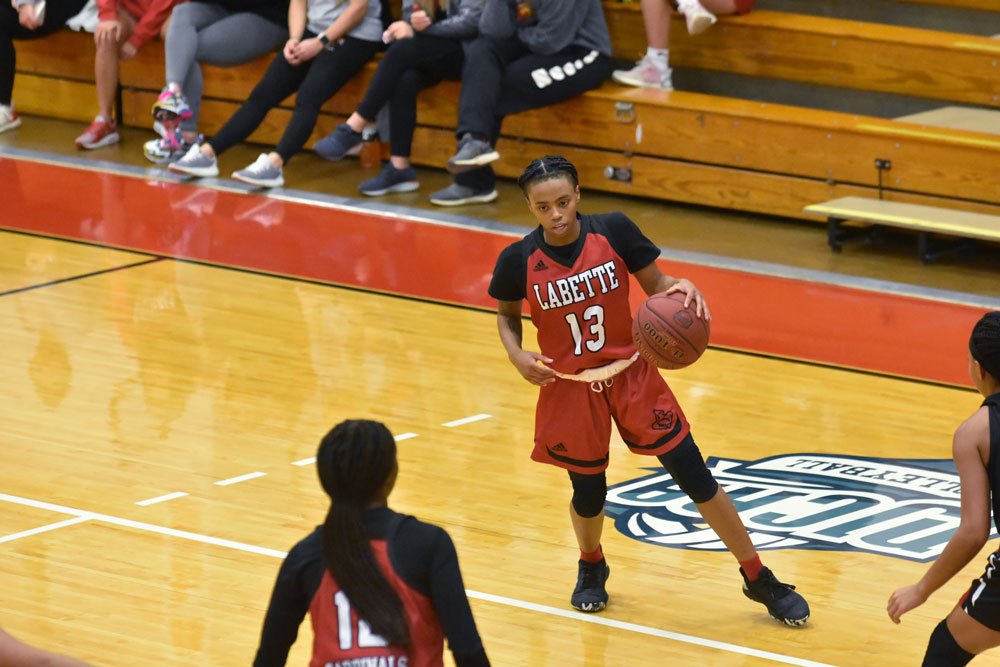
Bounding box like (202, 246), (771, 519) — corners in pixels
(564, 305), (606, 356)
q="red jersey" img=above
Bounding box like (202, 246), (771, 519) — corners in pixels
(489, 213), (661, 376)
(309, 540), (445, 667)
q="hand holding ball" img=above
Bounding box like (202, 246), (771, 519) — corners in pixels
(632, 292), (710, 369)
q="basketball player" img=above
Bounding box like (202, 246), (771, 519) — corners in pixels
(488, 155), (810, 625)
(252, 419), (490, 666)
(888, 312), (1000, 666)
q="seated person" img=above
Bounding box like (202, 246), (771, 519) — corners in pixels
(313, 0), (482, 198)
(1, 0), (90, 134)
(143, 0), (290, 163)
(169, 0), (383, 188)
(613, 0), (754, 90)
(430, 0), (613, 207)
(75, 0), (184, 149)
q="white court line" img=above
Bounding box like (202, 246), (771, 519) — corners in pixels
(0, 493), (286, 558)
(0, 492), (830, 666)
(214, 472), (267, 486)
(0, 516), (92, 544)
(394, 433), (419, 441)
(291, 457), (316, 467)
(135, 492), (188, 506)
(442, 414), (492, 428)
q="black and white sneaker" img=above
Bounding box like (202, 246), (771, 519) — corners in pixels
(428, 183), (498, 207)
(359, 164), (419, 196)
(571, 558), (610, 613)
(446, 133), (499, 174)
(740, 567), (810, 626)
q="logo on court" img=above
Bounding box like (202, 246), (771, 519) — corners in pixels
(605, 454), (994, 563)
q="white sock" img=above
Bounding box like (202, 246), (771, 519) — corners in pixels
(647, 47), (669, 70)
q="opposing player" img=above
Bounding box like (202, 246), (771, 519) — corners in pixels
(488, 155), (809, 625)
(888, 312), (1000, 666)
(252, 419), (490, 666)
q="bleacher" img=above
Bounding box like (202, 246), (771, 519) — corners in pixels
(11, 1), (1000, 236)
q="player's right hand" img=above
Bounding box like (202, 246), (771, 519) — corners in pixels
(511, 350), (557, 386)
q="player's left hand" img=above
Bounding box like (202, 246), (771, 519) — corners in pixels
(120, 41), (137, 60)
(410, 9), (432, 30)
(887, 583), (927, 624)
(293, 37), (324, 63)
(383, 20), (414, 42)
(665, 279), (711, 320)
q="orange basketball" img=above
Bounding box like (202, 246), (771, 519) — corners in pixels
(632, 292), (710, 370)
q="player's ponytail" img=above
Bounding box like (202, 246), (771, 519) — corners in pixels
(317, 419), (409, 648)
(517, 155), (579, 196)
(970, 311), (1000, 384)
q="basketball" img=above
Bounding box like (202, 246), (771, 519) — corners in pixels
(632, 292), (710, 370)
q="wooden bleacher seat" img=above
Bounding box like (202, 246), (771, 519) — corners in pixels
(9, 5), (1000, 228)
(892, 0), (997, 11)
(805, 196), (1000, 262)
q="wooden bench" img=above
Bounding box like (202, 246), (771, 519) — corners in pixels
(892, 0), (997, 11)
(805, 196), (1000, 262)
(10, 13), (1000, 224)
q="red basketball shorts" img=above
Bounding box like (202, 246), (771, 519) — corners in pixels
(531, 359), (691, 474)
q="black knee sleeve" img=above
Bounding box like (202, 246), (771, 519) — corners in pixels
(568, 470), (607, 518)
(656, 434), (719, 504)
(922, 620), (974, 667)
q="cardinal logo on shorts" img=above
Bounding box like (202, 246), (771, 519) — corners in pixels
(605, 454), (991, 563)
(652, 409), (675, 431)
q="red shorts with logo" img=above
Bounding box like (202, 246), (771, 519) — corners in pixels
(532, 359), (691, 474)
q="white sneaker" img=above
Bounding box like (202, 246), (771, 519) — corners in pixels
(168, 143), (220, 178)
(0, 104), (21, 134)
(612, 55), (673, 90)
(677, 0), (717, 35)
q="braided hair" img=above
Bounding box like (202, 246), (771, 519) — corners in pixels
(517, 155), (579, 197)
(970, 311), (1000, 384)
(317, 420), (409, 647)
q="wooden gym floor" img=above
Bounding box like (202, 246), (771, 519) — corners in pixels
(1, 133), (1000, 666)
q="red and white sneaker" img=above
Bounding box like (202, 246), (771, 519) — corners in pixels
(677, 0), (717, 35)
(0, 104), (21, 134)
(75, 117), (119, 149)
(612, 55), (673, 90)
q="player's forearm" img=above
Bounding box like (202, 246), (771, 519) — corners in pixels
(497, 314), (524, 358)
(917, 528), (986, 598)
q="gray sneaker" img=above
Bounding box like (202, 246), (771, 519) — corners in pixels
(446, 133), (500, 174)
(168, 144), (219, 178)
(359, 164), (419, 196)
(315, 123), (364, 161)
(429, 183), (499, 206)
(233, 153), (284, 188)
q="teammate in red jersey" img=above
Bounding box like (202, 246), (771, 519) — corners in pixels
(253, 419), (490, 667)
(488, 155), (810, 625)
(888, 312), (1000, 666)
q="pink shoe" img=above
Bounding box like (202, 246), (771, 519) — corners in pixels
(75, 117), (119, 149)
(612, 55), (673, 90)
(678, 0), (717, 35)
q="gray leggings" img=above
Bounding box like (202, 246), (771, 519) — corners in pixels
(165, 2), (287, 132)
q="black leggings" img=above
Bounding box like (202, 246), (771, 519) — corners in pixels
(209, 34), (377, 163)
(355, 33), (464, 158)
(1, 0), (89, 104)
(453, 36), (612, 192)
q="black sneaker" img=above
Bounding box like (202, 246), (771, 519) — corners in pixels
(571, 558), (610, 613)
(359, 164), (419, 196)
(740, 566), (809, 626)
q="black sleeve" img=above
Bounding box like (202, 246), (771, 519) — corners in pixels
(487, 241), (526, 302)
(600, 212), (661, 273)
(252, 533), (326, 667)
(394, 520), (490, 667)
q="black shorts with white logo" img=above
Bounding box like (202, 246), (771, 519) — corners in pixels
(961, 548), (1000, 631)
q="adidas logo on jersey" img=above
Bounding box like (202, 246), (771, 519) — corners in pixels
(533, 259), (549, 272)
(551, 443), (568, 452)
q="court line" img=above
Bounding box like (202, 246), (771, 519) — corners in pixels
(0, 493), (286, 558)
(214, 472), (267, 486)
(135, 492), (189, 506)
(0, 257), (165, 298)
(442, 414), (492, 428)
(0, 516), (92, 544)
(394, 433), (419, 441)
(291, 457), (316, 467)
(0, 492), (827, 664)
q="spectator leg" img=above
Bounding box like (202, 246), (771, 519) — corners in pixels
(94, 9), (136, 123)
(454, 36), (529, 140)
